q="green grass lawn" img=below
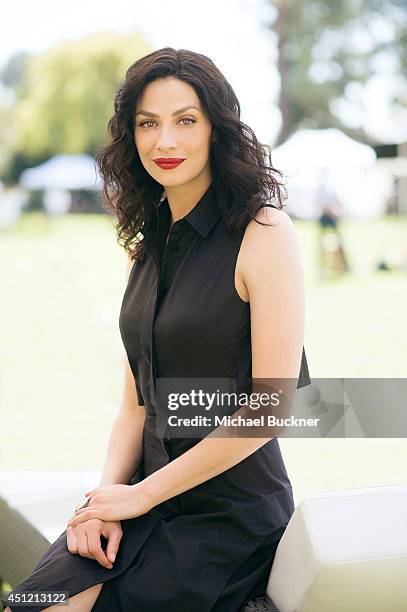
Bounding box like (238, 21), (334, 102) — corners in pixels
(1, 212), (406, 502)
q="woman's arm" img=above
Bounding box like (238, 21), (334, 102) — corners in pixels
(98, 254), (146, 487)
(139, 207), (305, 510)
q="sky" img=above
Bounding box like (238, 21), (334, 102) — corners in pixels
(1, 0), (406, 145)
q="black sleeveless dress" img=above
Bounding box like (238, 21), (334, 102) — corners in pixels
(2, 182), (311, 612)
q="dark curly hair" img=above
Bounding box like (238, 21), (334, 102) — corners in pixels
(95, 47), (287, 261)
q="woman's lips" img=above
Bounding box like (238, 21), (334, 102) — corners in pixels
(153, 158), (186, 170)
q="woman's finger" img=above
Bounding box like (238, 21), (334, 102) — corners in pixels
(105, 525), (123, 565)
(70, 509), (101, 526)
(73, 507), (89, 517)
(85, 525), (113, 569)
(66, 525), (78, 555)
(70, 505), (95, 522)
(76, 523), (92, 559)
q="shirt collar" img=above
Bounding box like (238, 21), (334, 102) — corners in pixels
(143, 182), (221, 244)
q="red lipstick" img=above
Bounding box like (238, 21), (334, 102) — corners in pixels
(153, 158), (186, 170)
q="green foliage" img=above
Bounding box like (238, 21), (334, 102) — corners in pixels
(10, 32), (152, 158)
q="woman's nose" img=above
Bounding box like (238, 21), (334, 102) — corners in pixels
(155, 127), (178, 149)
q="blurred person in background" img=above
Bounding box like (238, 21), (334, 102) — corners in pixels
(317, 166), (350, 279)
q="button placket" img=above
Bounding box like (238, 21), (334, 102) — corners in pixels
(165, 219), (184, 247)
(147, 250), (160, 417)
(156, 220), (186, 451)
(162, 221), (184, 273)
(148, 250), (171, 456)
(149, 223), (186, 454)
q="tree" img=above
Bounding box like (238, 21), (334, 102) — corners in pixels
(270, 0), (407, 144)
(7, 32), (152, 160)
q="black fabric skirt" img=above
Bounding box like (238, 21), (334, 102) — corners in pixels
(1, 503), (286, 612)
(1, 465), (288, 612)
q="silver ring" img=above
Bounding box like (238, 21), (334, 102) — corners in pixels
(74, 496), (90, 513)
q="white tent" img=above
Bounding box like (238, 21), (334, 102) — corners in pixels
(271, 128), (394, 219)
(19, 154), (103, 191)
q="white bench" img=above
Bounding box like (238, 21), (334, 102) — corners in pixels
(267, 483), (407, 612)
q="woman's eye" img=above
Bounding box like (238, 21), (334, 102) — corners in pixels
(138, 118), (196, 128)
(139, 120), (155, 128)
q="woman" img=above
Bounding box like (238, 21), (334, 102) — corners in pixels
(3, 47), (310, 612)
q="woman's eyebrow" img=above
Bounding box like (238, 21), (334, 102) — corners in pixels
(135, 105), (201, 117)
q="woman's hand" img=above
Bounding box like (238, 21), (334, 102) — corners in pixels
(67, 518), (122, 569)
(67, 483), (152, 527)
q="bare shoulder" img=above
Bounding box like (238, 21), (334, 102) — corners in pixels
(236, 206), (301, 297)
(249, 205), (295, 237)
(245, 206), (299, 257)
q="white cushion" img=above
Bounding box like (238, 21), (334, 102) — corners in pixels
(267, 483), (407, 612)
